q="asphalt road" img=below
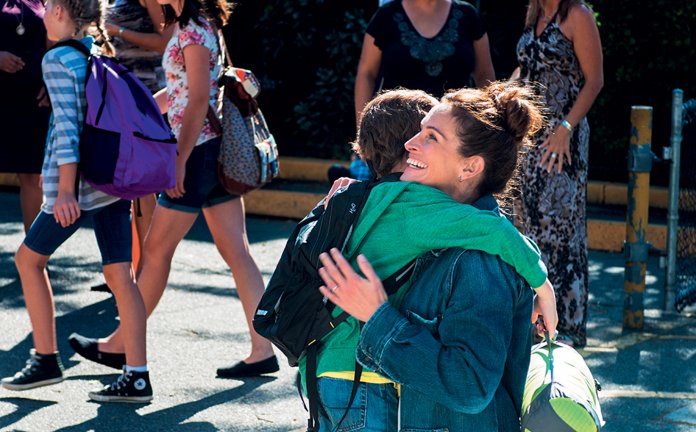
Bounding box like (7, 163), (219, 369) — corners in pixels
(1, 188), (695, 431)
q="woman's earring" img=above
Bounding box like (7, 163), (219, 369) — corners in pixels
(458, 174), (464, 183)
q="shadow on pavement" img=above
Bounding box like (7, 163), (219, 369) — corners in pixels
(0, 298), (119, 377)
(53, 377), (276, 432)
(0, 397), (58, 430)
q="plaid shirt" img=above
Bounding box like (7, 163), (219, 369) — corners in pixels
(41, 37), (117, 213)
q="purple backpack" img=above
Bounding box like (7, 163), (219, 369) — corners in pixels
(52, 40), (176, 199)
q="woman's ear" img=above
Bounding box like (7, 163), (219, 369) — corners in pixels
(459, 155), (485, 180)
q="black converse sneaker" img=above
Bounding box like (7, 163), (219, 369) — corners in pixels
(1, 349), (64, 391)
(88, 369), (153, 403)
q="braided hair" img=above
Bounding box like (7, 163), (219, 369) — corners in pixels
(58, 0), (114, 56)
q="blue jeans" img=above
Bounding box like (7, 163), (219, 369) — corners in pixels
(317, 377), (398, 432)
(24, 199), (132, 265)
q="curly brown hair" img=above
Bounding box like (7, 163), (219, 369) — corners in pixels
(442, 82), (544, 198)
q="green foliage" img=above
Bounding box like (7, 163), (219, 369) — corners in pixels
(227, 0), (696, 181)
(226, 0), (377, 159)
(586, 0), (696, 183)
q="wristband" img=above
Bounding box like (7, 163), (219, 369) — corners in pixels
(561, 119), (573, 132)
(119, 26), (126, 36)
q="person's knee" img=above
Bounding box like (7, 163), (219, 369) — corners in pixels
(15, 244), (45, 273)
(102, 262), (135, 289)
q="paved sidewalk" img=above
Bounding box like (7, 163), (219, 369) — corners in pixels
(0, 189), (694, 431)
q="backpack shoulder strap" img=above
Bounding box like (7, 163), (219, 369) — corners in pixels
(49, 39), (91, 57)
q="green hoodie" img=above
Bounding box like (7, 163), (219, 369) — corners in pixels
(301, 181), (547, 380)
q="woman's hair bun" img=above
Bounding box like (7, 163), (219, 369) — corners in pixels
(488, 82), (543, 143)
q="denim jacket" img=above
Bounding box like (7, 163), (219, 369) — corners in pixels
(357, 247), (533, 431)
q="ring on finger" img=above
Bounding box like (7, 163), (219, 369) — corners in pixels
(331, 285), (339, 293)
(550, 152), (557, 159)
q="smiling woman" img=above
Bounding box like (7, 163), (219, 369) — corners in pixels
(299, 82), (558, 431)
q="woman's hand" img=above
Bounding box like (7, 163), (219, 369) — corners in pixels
(36, 86), (49, 107)
(539, 125), (572, 174)
(318, 248), (387, 322)
(166, 157), (187, 198)
(53, 191), (80, 227)
(0, 51), (25, 73)
(532, 278), (558, 337)
(105, 22), (120, 38)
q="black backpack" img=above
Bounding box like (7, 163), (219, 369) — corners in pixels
(253, 172), (415, 431)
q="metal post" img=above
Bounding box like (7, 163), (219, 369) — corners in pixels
(624, 106), (653, 330)
(664, 90), (684, 310)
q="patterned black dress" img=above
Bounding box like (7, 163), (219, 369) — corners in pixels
(516, 17), (589, 347)
(0, 0), (49, 173)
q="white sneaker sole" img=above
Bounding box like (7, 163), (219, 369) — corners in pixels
(1, 376), (64, 391)
(88, 392), (153, 403)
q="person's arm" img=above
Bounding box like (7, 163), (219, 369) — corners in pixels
(471, 33), (495, 87)
(319, 249), (521, 411)
(401, 189), (547, 288)
(43, 51), (82, 225)
(509, 67), (521, 80)
(539, 4), (603, 173)
(354, 33), (382, 127)
(153, 87), (168, 114)
(105, 0), (174, 54)
(0, 51), (25, 73)
(166, 37), (211, 199)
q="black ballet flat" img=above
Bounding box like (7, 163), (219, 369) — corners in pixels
(216, 356), (280, 378)
(68, 333), (125, 370)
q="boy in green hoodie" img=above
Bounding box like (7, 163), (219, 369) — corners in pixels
(300, 88), (556, 418)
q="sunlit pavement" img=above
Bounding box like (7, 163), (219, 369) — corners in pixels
(0, 189), (694, 431)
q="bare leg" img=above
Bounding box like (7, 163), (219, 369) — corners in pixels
(132, 194), (157, 274)
(15, 244), (54, 354)
(203, 197), (274, 363)
(102, 262), (146, 366)
(98, 204), (197, 353)
(17, 173), (42, 233)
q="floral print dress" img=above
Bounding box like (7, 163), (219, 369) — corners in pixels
(516, 17), (589, 347)
(162, 18), (221, 146)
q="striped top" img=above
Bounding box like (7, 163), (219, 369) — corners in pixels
(41, 37), (118, 213)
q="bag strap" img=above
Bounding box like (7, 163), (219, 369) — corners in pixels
(217, 28), (233, 69)
(49, 39), (91, 57)
(305, 343), (321, 432)
(543, 326), (555, 385)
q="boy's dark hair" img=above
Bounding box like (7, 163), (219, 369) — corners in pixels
(353, 88), (438, 177)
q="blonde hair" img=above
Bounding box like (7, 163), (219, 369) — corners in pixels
(58, 0), (114, 56)
(524, 0), (590, 28)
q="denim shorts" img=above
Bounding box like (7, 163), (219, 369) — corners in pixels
(158, 137), (239, 213)
(24, 199), (132, 265)
(317, 377), (398, 432)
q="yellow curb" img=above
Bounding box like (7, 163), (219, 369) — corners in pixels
(600, 390), (696, 400)
(244, 188), (324, 220)
(0, 173), (19, 187)
(277, 157), (348, 182)
(587, 219), (667, 252)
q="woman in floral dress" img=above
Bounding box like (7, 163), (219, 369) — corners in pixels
(71, 0), (278, 378)
(514, 0), (603, 347)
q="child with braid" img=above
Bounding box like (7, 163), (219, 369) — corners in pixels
(0, 0), (152, 403)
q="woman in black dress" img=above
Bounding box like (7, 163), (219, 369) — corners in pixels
(0, 0), (49, 232)
(355, 0), (495, 121)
